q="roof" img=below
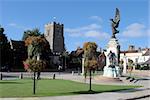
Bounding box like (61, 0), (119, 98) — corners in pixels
(70, 48), (84, 57)
(141, 58), (150, 65)
(10, 40), (26, 50)
(120, 50), (139, 53)
(120, 47), (150, 54)
(141, 48), (150, 51)
(76, 48), (84, 56)
(142, 49), (150, 56)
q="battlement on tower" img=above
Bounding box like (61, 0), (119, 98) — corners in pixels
(45, 22), (63, 27)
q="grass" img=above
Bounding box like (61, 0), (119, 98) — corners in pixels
(0, 79), (140, 97)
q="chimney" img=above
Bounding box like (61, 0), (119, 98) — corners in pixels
(128, 45), (135, 51)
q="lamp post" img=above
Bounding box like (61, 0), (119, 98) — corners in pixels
(123, 54), (127, 74)
(33, 71), (36, 94)
(0, 41), (2, 80)
(0, 42), (2, 70)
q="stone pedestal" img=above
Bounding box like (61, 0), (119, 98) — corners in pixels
(123, 56), (127, 74)
(103, 37), (121, 78)
(81, 58), (85, 75)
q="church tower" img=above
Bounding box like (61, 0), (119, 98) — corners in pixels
(44, 22), (65, 54)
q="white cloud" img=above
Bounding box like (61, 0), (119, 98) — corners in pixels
(7, 23), (30, 30)
(85, 30), (109, 39)
(65, 23), (101, 37)
(65, 23), (101, 32)
(122, 23), (146, 37)
(90, 16), (102, 22)
(8, 23), (17, 27)
(85, 31), (100, 37)
(65, 23), (109, 39)
(65, 16), (110, 39)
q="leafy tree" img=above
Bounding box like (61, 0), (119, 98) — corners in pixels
(83, 42), (98, 91)
(0, 27), (7, 43)
(23, 59), (46, 72)
(24, 36), (48, 57)
(22, 28), (41, 41)
(23, 29), (49, 94)
(23, 58), (46, 94)
(24, 35), (49, 71)
(0, 26), (11, 71)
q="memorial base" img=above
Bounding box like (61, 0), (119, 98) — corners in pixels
(103, 65), (121, 78)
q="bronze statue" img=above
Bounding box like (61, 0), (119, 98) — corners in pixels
(110, 8), (120, 38)
(107, 51), (117, 66)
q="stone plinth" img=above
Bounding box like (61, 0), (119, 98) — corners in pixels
(103, 37), (121, 78)
(105, 37), (120, 66)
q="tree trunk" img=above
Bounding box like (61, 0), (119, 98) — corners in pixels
(89, 69), (92, 91)
(33, 71), (36, 94)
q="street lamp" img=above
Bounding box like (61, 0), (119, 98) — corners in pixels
(0, 41), (3, 80)
(0, 41), (2, 70)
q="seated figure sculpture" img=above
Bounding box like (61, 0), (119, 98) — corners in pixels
(108, 51), (117, 67)
(103, 51), (121, 77)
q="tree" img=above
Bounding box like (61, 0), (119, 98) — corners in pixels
(0, 26), (11, 71)
(83, 42), (98, 91)
(23, 29), (48, 94)
(22, 28), (41, 41)
(23, 29), (52, 67)
(23, 58), (46, 94)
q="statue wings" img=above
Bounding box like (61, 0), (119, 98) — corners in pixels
(114, 8), (120, 28)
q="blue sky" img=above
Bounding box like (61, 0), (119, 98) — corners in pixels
(0, 0), (149, 52)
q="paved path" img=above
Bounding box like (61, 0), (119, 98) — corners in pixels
(0, 72), (150, 100)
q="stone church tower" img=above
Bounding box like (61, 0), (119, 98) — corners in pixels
(44, 22), (65, 54)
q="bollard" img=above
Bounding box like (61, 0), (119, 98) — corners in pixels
(19, 73), (23, 79)
(37, 72), (40, 80)
(78, 71), (80, 75)
(0, 72), (2, 80)
(53, 74), (55, 79)
(72, 71), (74, 75)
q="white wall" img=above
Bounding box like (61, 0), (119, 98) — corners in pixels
(120, 51), (150, 74)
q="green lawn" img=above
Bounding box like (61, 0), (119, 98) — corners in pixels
(0, 79), (140, 97)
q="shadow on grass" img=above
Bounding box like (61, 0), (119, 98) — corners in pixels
(0, 82), (23, 84)
(72, 90), (100, 94)
(71, 88), (133, 94)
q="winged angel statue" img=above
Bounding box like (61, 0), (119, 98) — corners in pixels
(110, 8), (120, 38)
